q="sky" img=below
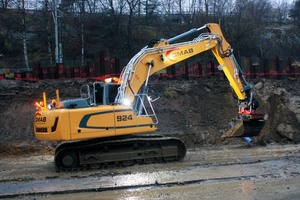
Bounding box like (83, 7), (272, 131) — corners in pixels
(281, 0), (296, 5)
(270, 0), (296, 6)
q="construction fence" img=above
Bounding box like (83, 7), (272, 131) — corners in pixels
(0, 54), (299, 81)
(159, 56), (300, 80)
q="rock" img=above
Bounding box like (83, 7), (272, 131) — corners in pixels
(0, 79), (18, 89)
(204, 86), (212, 92)
(287, 77), (297, 81)
(277, 123), (298, 141)
(255, 82), (263, 90)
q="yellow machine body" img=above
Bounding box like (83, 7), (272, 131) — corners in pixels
(35, 105), (156, 141)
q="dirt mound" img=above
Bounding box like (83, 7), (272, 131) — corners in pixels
(255, 79), (300, 143)
(151, 79), (300, 147)
(0, 78), (299, 156)
(0, 141), (54, 157)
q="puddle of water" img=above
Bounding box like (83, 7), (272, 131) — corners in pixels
(114, 173), (158, 186)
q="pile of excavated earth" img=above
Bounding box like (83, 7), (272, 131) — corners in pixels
(0, 78), (299, 156)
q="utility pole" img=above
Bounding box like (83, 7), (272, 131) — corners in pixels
(53, 0), (63, 64)
(80, 0), (85, 67)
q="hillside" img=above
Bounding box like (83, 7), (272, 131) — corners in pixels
(0, 78), (299, 156)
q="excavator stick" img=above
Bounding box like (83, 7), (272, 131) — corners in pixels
(221, 115), (265, 138)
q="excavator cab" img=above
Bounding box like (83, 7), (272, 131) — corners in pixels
(80, 82), (120, 106)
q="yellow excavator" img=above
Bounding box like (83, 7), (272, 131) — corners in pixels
(34, 23), (264, 171)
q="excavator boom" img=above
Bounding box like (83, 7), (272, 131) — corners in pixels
(116, 23), (246, 103)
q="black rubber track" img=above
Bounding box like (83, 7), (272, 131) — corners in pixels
(55, 135), (186, 172)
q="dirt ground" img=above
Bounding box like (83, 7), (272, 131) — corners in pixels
(0, 78), (299, 199)
(0, 144), (300, 199)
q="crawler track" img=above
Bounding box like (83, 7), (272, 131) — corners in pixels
(55, 135), (186, 172)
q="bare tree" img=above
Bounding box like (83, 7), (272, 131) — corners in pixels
(17, 0), (29, 70)
(99, 0), (126, 53)
(41, 0), (54, 65)
(125, 0), (139, 54)
(161, 0), (176, 14)
(273, 0), (290, 25)
(99, 0), (126, 14)
(290, 0), (300, 27)
(204, 0), (209, 21)
(144, 0), (159, 16)
(0, 0), (11, 9)
(175, 0), (183, 14)
(86, 0), (99, 13)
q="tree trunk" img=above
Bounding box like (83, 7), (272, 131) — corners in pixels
(21, 0), (29, 70)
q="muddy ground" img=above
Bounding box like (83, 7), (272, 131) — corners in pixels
(0, 78), (299, 199)
(0, 144), (300, 199)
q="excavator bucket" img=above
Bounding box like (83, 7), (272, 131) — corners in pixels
(221, 116), (265, 138)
